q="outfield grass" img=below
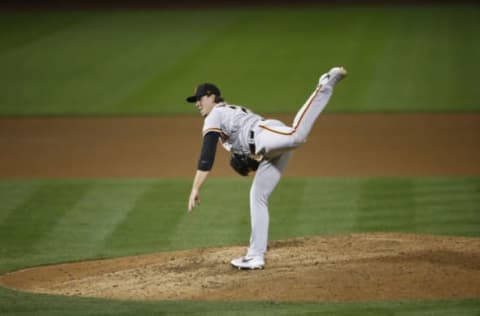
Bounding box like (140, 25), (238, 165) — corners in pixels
(0, 177), (479, 315)
(1, 5), (479, 116)
(1, 287), (479, 316)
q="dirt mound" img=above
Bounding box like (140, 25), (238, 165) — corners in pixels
(1, 233), (479, 302)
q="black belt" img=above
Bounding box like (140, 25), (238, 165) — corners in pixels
(248, 130), (256, 154)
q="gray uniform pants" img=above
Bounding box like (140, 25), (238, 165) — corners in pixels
(246, 85), (334, 258)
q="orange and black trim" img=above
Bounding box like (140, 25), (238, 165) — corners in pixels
(202, 127), (222, 136)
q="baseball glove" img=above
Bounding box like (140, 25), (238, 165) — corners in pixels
(230, 153), (260, 176)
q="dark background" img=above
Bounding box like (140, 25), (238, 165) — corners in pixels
(1, 0), (477, 11)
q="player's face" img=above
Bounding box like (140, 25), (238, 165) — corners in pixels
(196, 94), (216, 117)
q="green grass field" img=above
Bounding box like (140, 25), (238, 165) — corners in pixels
(0, 178), (479, 315)
(0, 4), (479, 116)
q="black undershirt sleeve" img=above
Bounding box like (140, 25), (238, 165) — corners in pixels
(197, 131), (220, 171)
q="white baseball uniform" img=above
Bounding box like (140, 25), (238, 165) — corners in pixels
(201, 72), (340, 260)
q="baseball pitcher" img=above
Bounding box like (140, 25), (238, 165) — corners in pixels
(186, 66), (347, 269)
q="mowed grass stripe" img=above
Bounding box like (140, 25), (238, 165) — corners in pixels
(0, 182), (90, 266)
(100, 180), (190, 256)
(166, 178), (253, 251)
(116, 13), (239, 114)
(0, 283), (479, 316)
(0, 181), (40, 224)
(0, 6), (479, 115)
(272, 178), (363, 237)
(0, 11), (231, 115)
(0, 177), (478, 274)
(32, 182), (151, 263)
(355, 179), (416, 232)
(412, 178), (480, 236)
(0, 12), (90, 55)
(268, 177), (480, 239)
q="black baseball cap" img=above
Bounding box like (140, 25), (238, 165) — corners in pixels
(186, 83), (221, 103)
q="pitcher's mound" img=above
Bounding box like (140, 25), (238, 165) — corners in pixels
(1, 233), (479, 302)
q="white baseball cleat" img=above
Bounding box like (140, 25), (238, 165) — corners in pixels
(230, 256), (265, 270)
(319, 66), (348, 87)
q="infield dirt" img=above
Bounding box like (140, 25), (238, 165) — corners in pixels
(1, 113), (479, 177)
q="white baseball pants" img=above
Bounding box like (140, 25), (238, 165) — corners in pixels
(246, 85), (334, 259)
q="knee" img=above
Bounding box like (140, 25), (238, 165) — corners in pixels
(292, 134), (307, 147)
